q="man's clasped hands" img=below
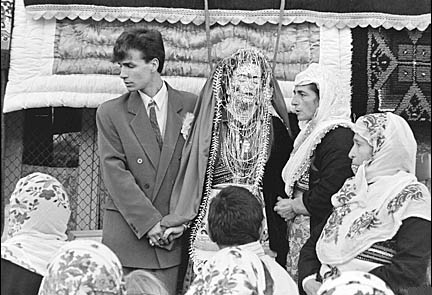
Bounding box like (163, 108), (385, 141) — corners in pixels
(146, 222), (186, 248)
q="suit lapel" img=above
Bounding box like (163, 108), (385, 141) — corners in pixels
(152, 84), (183, 199)
(128, 91), (160, 169)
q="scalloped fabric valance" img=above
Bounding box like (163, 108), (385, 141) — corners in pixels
(24, 0), (431, 31)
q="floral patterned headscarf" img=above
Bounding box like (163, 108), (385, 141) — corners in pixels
(186, 247), (270, 295)
(1, 172), (71, 275)
(317, 113), (431, 264)
(318, 271), (395, 295)
(38, 239), (126, 295)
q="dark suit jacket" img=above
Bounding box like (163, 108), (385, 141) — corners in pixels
(96, 82), (197, 269)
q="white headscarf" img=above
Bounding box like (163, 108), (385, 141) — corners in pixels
(317, 112), (431, 264)
(1, 172), (71, 276)
(318, 271), (395, 295)
(38, 239), (126, 295)
(281, 63), (352, 197)
(186, 247), (269, 295)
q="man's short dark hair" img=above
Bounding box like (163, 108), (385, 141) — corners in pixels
(208, 186), (263, 246)
(112, 27), (165, 73)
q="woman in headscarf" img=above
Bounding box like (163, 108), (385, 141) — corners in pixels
(160, 49), (297, 280)
(299, 112), (431, 295)
(276, 63), (354, 280)
(1, 172), (71, 295)
(186, 247), (292, 295)
(317, 271), (395, 295)
(125, 269), (169, 295)
(38, 239), (126, 295)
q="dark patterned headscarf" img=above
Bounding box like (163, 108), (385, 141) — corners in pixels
(38, 240), (126, 295)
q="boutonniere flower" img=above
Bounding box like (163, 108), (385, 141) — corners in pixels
(181, 112), (194, 140)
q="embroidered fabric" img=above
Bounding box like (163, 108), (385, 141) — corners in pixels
(186, 247), (269, 295)
(213, 154), (233, 185)
(355, 239), (397, 265)
(317, 271), (395, 295)
(187, 244), (299, 295)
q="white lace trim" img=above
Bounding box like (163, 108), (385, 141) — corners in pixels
(25, 6), (431, 31)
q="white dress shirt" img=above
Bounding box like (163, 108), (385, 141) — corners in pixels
(139, 82), (168, 137)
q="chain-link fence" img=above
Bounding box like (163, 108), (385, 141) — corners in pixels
(3, 107), (108, 232)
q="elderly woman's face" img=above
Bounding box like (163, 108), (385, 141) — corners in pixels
(349, 133), (373, 166)
(230, 63), (262, 104)
(291, 84), (319, 121)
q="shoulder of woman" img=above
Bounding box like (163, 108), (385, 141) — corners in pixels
(318, 126), (354, 151)
(387, 182), (431, 217)
(398, 182), (430, 200)
(325, 126), (354, 140)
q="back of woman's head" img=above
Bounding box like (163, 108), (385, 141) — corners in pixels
(1, 173), (71, 277)
(7, 172), (70, 240)
(125, 269), (169, 295)
(186, 247), (269, 295)
(38, 239), (126, 295)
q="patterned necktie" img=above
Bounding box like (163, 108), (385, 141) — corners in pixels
(148, 100), (163, 150)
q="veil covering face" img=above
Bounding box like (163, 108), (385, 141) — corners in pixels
(161, 49), (294, 228)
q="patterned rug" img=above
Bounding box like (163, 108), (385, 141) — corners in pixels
(1, 1), (14, 50)
(352, 26), (431, 153)
(352, 26), (431, 121)
(1, 0), (14, 68)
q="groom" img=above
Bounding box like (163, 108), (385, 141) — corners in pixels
(96, 27), (196, 294)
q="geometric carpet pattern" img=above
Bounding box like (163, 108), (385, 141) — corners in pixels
(367, 27), (431, 122)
